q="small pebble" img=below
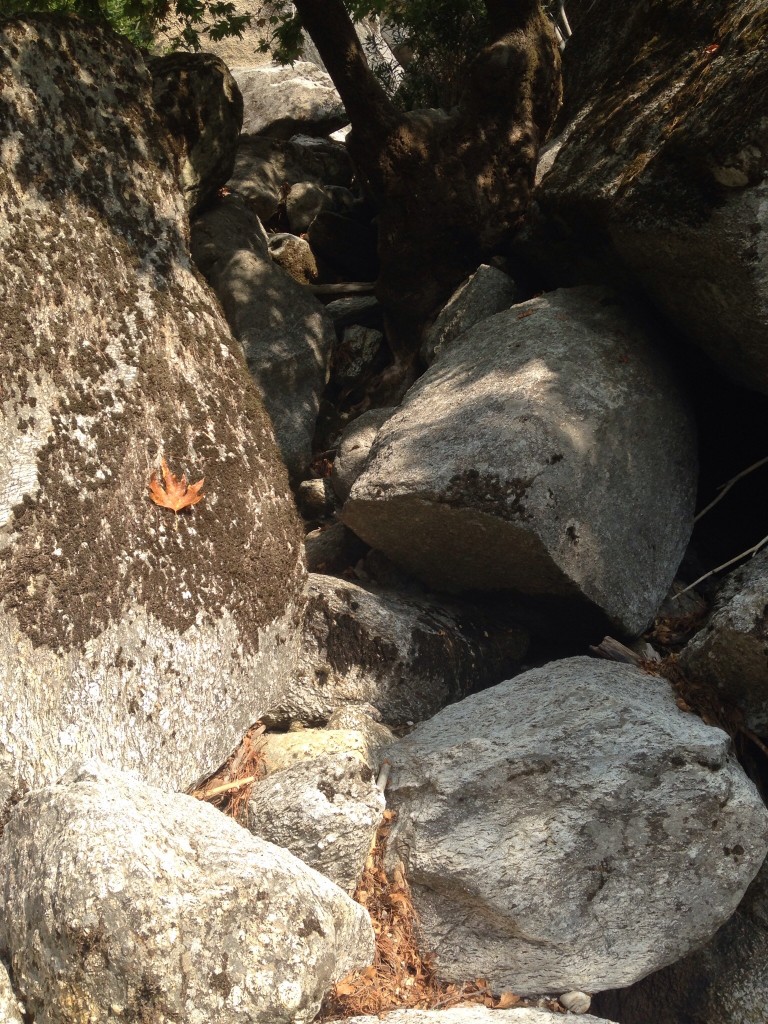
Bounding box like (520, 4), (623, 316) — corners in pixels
(559, 990), (591, 1014)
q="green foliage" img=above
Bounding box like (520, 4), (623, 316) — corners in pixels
(379, 0), (489, 110)
(2, 0), (250, 51)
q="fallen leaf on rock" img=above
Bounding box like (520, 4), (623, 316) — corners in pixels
(496, 992), (522, 1008)
(148, 456), (204, 513)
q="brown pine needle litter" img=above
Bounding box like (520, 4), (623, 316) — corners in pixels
(191, 726), (564, 1017)
(189, 723), (268, 821)
(318, 810), (561, 1020)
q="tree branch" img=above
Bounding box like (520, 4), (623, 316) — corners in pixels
(292, 0), (397, 136)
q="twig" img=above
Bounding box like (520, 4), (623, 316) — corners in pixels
(675, 532), (768, 597)
(694, 455), (768, 523)
(192, 775), (260, 800)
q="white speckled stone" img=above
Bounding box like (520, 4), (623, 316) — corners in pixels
(344, 287), (696, 635)
(385, 657), (768, 995)
(0, 762), (374, 1024)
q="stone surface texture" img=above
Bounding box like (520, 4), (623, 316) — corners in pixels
(420, 264), (521, 366)
(0, 763), (374, 1024)
(593, 853), (768, 1024)
(0, 962), (24, 1024)
(304, 521), (367, 573)
(149, 51), (243, 214)
(198, 231), (334, 478)
(343, 287), (697, 635)
(228, 134), (353, 232)
(268, 232), (319, 284)
(259, 726), (389, 776)
(680, 548), (768, 734)
(343, 1010), (618, 1024)
(269, 573), (528, 728)
(539, 0), (768, 393)
(0, 18), (304, 796)
(385, 658), (768, 995)
(190, 192), (269, 275)
(234, 61), (347, 138)
(246, 751), (385, 893)
(333, 408), (395, 502)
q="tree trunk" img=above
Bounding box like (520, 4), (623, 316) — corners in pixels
(293, 0), (562, 371)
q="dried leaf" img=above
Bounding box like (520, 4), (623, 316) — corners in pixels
(149, 457), (204, 513)
(496, 992), (522, 1008)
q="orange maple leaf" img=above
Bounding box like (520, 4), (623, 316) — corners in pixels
(148, 457), (204, 513)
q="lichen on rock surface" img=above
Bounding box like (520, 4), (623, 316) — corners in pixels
(0, 16), (305, 796)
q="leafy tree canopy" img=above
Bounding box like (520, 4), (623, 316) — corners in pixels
(2, 0), (559, 110)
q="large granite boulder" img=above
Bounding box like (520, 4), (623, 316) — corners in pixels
(0, 17), (304, 799)
(385, 658), (768, 995)
(0, 763), (374, 1024)
(680, 547), (768, 735)
(234, 61), (347, 138)
(594, 854), (768, 1024)
(538, 0), (768, 394)
(148, 51), (243, 214)
(272, 574), (528, 728)
(343, 287), (697, 636)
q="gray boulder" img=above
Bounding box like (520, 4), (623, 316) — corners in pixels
(0, 18), (304, 796)
(245, 751), (385, 893)
(343, 286), (697, 636)
(385, 657), (768, 995)
(286, 181), (335, 233)
(680, 547), (768, 734)
(260, 726), (389, 776)
(594, 853), (768, 1024)
(269, 231), (319, 285)
(149, 51), (243, 215)
(304, 521), (367, 573)
(343, 1010), (617, 1024)
(270, 574), (528, 728)
(421, 264), (521, 366)
(234, 61), (347, 138)
(203, 245), (335, 478)
(538, 0), (768, 394)
(0, 763), (374, 1024)
(190, 192), (269, 274)
(332, 408), (395, 503)
(0, 963), (24, 1024)
(229, 134), (353, 224)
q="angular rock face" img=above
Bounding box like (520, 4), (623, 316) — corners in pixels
(0, 962), (24, 1024)
(203, 244), (334, 478)
(540, 0), (768, 394)
(149, 51), (243, 215)
(234, 61), (347, 138)
(228, 134), (353, 224)
(343, 287), (697, 635)
(332, 408), (394, 503)
(680, 548), (768, 734)
(245, 751), (385, 893)
(0, 18), (304, 796)
(420, 264), (521, 367)
(385, 658), (768, 995)
(270, 574), (528, 728)
(343, 1012), (617, 1024)
(593, 854), (768, 1024)
(0, 763), (374, 1024)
